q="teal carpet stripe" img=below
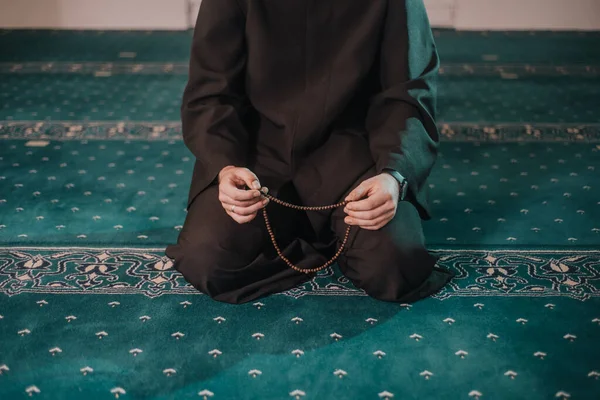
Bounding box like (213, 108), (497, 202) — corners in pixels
(1, 139), (599, 248)
(0, 74), (186, 122)
(1, 29), (599, 65)
(0, 30), (194, 63)
(1, 74), (600, 123)
(0, 291), (598, 399)
(439, 75), (600, 123)
(434, 30), (600, 65)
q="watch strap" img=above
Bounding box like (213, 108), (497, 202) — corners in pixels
(382, 168), (408, 201)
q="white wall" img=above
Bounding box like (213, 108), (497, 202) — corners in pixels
(424, 0), (456, 28)
(0, 0), (598, 31)
(454, 0), (600, 30)
(190, 0), (600, 31)
(0, 0), (188, 30)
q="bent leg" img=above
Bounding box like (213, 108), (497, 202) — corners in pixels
(165, 184), (315, 304)
(330, 169), (453, 303)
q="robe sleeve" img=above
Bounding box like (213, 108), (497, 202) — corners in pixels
(181, 0), (249, 192)
(366, 0), (440, 204)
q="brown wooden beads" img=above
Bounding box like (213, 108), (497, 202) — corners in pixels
(260, 187), (351, 274)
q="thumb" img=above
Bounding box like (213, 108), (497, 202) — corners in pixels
(235, 168), (261, 190)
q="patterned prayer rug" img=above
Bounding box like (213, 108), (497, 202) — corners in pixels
(0, 29), (599, 400)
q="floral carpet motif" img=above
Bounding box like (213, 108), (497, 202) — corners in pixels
(0, 248), (598, 301)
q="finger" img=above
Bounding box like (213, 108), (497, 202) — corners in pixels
(344, 180), (371, 202)
(219, 192), (263, 207)
(344, 202), (395, 220)
(347, 209), (393, 227)
(349, 214), (393, 231)
(223, 198), (269, 216)
(361, 220), (391, 231)
(233, 168), (262, 190)
(346, 193), (388, 212)
(344, 209), (395, 228)
(225, 210), (257, 224)
(221, 180), (261, 202)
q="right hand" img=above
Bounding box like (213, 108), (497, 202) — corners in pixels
(218, 166), (269, 224)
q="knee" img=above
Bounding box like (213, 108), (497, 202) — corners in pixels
(165, 185), (265, 301)
(167, 228), (261, 300)
(166, 240), (228, 296)
(342, 234), (437, 302)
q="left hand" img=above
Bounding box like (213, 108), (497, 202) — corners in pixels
(343, 173), (400, 230)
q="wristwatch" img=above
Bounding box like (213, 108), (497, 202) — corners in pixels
(383, 168), (408, 201)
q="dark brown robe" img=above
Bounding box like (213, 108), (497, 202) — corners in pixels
(165, 0), (454, 304)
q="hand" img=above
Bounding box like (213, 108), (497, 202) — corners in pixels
(343, 173), (400, 230)
(218, 166), (269, 224)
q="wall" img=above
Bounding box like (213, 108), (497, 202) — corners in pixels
(0, 0), (598, 31)
(453, 0), (600, 30)
(423, 0), (455, 28)
(0, 0), (188, 30)
(191, 0), (600, 31)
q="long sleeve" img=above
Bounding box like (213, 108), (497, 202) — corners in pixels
(181, 0), (250, 193)
(366, 0), (440, 209)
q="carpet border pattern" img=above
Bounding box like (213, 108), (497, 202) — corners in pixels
(1, 121), (600, 142)
(0, 247), (598, 301)
(0, 62), (598, 77)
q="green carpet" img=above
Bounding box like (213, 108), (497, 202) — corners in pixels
(1, 139), (599, 248)
(0, 251), (598, 399)
(1, 29), (599, 399)
(1, 29), (599, 65)
(1, 74), (600, 122)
